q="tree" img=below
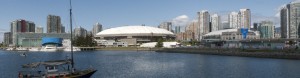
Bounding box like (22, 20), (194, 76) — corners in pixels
(155, 38), (163, 48)
(73, 33), (97, 47)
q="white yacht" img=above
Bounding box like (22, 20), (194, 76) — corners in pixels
(28, 47), (41, 52)
(6, 47), (14, 51)
(15, 47), (28, 51)
(40, 45), (58, 52)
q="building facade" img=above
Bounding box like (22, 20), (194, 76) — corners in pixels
(92, 22), (102, 36)
(198, 10), (210, 40)
(259, 21), (275, 39)
(35, 26), (43, 33)
(3, 32), (12, 45)
(47, 15), (62, 33)
(158, 22), (172, 32)
(10, 19), (35, 46)
(280, 4), (290, 38)
(14, 33), (71, 47)
(229, 12), (241, 29)
(240, 9), (251, 29)
(74, 26), (87, 37)
(211, 14), (221, 32)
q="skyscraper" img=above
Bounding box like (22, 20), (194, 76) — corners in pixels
(92, 22), (103, 36)
(198, 10), (210, 40)
(47, 15), (62, 33)
(61, 25), (65, 33)
(74, 26), (87, 37)
(174, 26), (181, 34)
(229, 12), (241, 29)
(289, 2), (300, 38)
(211, 14), (221, 32)
(10, 19), (35, 46)
(3, 32), (12, 45)
(158, 22), (172, 32)
(280, 4), (290, 38)
(259, 20), (274, 39)
(239, 9), (251, 29)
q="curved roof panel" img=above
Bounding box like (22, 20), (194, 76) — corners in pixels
(96, 26), (174, 36)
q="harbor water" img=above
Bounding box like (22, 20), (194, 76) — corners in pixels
(0, 50), (300, 78)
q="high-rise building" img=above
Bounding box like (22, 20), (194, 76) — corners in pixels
(61, 25), (65, 33)
(229, 12), (241, 29)
(259, 20), (274, 39)
(3, 32), (12, 45)
(158, 22), (172, 31)
(198, 10), (210, 40)
(47, 15), (62, 33)
(253, 23), (260, 31)
(211, 14), (221, 32)
(35, 26), (43, 33)
(239, 9), (251, 29)
(174, 26), (181, 34)
(92, 22), (102, 36)
(185, 21), (198, 41)
(289, 2), (300, 38)
(74, 26), (87, 37)
(10, 19), (35, 46)
(221, 21), (230, 29)
(280, 4), (290, 38)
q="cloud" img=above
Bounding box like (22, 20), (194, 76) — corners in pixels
(292, 0), (300, 3)
(172, 15), (189, 26)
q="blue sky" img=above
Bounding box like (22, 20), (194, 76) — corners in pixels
(0, 0), (295, 42)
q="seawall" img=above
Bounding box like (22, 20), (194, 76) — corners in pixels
(156, 48), (300, 60)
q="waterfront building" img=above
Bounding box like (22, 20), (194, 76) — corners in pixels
(92, 22), (102, 36)
(158, 22), (172, 32)
(10, 19), (36, 46)
(259, 21), (275, 39)
(274, 27), (281, 39)
(74, 26), (87, 37)
(280, 4), (290, 39)
(95, 26), (175, 46)
(35, 26), (43, 33)
(14, 33), (71, 47)
(3, 32), (12, 45)
(202, 28), (260, 41)
(239, 9), (251, 29)
(47, 15), (62, 33)
(229, 12), (241, 29)
(198, 10), (210, 40)
(211, 14), (221, 32)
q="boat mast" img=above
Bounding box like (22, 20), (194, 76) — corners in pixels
(69, 0), (74, 72)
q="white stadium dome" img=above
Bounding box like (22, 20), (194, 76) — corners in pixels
(96, 26), (174, 37)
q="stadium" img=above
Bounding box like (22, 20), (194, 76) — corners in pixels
(95, 26), (175, 46)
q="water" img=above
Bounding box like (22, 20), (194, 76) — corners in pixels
(1, 50), (300, 78)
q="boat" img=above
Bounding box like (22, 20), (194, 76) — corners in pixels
(40, 45), (58, 52)
(20, 53), (27, 57)
(28, 47), (41, 52)
(6, 47), (14, 51)
(15, 47), (28, 51)
(19, 59), (97, 78)
(18, 0), (97, 77)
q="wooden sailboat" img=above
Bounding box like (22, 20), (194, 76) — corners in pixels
(18, 0), (97, 78)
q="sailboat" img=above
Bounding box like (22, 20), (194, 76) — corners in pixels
(18, 0), (97, 78)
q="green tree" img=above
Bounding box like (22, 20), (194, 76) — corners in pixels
(73, 33), (97, 47)
(155, 38), (163, 48)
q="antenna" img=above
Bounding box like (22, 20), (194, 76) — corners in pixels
(69, 0), (74, 72)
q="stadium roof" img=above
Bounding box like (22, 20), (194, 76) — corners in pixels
(96, 26), (174, 36)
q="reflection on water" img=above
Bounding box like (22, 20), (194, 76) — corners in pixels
(1, 50), (300, 78)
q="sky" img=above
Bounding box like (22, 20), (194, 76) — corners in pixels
(0, 0), (296, 42)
